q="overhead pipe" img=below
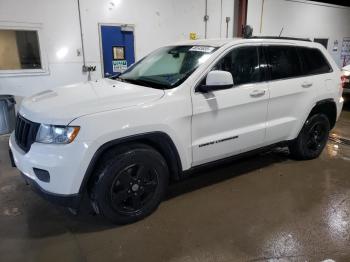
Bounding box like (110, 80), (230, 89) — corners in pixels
(259, 0), (265, 34)
(219, 0), (223, 37)
(77, 0), (90, 80)
(226, 16), (231, 38)
(204, 0), (209, 39)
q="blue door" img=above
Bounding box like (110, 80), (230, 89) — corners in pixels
(100, 25), (135, 78)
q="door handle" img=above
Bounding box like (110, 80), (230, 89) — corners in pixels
(302, 82), (313, 88)
(250, 89), (266, 97)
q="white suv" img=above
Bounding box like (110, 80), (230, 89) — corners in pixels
(9, 37), (344, 224)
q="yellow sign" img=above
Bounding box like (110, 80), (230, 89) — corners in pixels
(189, 32), (197, 40)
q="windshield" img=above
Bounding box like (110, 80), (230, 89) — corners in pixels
(118, 45), (217, 89)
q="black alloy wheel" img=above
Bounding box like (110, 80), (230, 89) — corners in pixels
(90, 143), (169, 224)
(306, 122), (328, 153)
(110, 163), (159, 215)
(289, 114), (330, 160)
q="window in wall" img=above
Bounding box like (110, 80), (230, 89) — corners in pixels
(267, 46), (302, 80)
(213, 46), (262, 85)
(0, 30), (42, 70)
(314, 38), (328, 49)
(298, 47), (332, 75)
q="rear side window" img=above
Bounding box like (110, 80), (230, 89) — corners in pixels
(298, 47), (332, 75)
(267, 46), (302, 80)
(213, 46), (263, 85)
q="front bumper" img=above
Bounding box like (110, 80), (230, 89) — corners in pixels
(9, 133), (93, 207)
(20, 172), (81, 208)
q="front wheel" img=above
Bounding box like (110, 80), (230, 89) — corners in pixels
(289, 114), (330, 160)
(89, 144), (169, 224)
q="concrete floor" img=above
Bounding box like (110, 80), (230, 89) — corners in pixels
(1, 100), (350, 262)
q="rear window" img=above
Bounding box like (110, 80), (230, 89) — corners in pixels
(297, 47), (332, 75)
(267, 46), (302, 81)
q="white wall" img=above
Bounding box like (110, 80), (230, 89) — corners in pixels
(0, 0), (235, 97)
(247, 0), (350, 67)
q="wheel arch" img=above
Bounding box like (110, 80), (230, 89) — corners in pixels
(79, 132), (183, 194)
(308, 98), (337, 129)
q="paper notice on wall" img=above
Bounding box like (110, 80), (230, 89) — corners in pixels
(189, 32), (197, 40)
(113, 60), (127, 72)
(333, 40), (338, 52)
(341, 37), (350, 66)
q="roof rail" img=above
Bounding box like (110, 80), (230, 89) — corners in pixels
(248, 36), (312, 42)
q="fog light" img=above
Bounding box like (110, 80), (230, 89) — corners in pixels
(33, 168), (50, 183)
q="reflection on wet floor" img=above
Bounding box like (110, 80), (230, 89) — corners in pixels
(326, 137), (350, 161)
(329, 133), (350, 146)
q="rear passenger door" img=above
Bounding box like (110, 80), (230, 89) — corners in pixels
(264, 45), (332, 144)
(298, 46), (334, 100)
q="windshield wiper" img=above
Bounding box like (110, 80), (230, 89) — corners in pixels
(119, 78), (157, 88)
(109, 73), (122, 80)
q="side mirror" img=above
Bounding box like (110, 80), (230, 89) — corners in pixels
(197, 70), (234, 93)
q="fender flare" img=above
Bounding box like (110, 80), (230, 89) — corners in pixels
(309, 98), (337, 128)
(78, 131), (183, 194)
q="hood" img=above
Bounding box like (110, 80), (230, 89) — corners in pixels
(20, 79), (165, 125)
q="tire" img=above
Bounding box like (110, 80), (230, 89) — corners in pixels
(289, 114), (330, 160)
(89, 143), (169, 224)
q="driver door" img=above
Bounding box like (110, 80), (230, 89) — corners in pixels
(191, 45), (270, 166)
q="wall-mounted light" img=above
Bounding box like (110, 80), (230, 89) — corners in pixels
(56, 47), (68, 60)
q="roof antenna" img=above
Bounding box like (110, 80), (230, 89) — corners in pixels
(278, 27), (284, 37)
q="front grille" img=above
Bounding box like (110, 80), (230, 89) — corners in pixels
(15, 114), (40, 153)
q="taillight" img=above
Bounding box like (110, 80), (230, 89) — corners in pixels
(341, 75), (347, 89)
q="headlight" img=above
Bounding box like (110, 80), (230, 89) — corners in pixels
(36, 124), (80, 144)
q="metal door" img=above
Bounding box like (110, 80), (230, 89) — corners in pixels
(100, 25), (135, 78)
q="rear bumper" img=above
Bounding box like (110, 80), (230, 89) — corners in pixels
(343, 88), (350, 94)
(20, 172), (81, 209)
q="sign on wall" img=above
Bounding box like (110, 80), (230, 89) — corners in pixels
(113, 46), (125, 60)
(112, 60), (127, 72)
(341, 37), (350, 66)
(189, 32), (197, 40)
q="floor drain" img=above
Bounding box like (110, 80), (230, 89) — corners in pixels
(329, 134), (350, 146)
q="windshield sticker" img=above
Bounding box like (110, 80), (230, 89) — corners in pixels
(189, 46), (215, 53)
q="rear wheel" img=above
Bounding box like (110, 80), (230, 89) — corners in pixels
(289, 114), (330, 160)
(89, 144), (169, 224)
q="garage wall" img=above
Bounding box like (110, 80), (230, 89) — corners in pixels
(247, 0), (350, 67)
(0, 0), (235, 97)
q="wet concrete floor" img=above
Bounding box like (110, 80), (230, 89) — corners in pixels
(1, 100), (350, 262)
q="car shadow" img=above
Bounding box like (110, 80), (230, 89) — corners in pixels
(166, 147), (289, 200)
(61, 147), (291, 233)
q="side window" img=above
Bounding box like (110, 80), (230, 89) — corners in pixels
(213, 46), (261, 86)
(267, 46), (302, 80)
(298, 47), (332, 75)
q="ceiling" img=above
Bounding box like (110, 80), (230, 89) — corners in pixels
(312, 0), (350, 7)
